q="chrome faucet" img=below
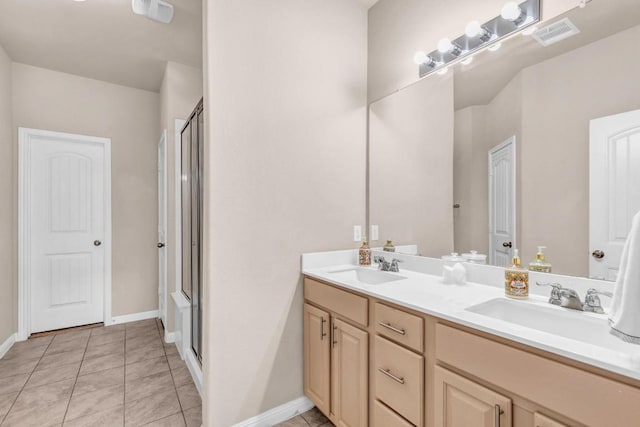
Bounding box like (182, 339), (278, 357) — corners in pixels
(583, 288), (613, 314)
(536, 282), (612, 313)
(374, 256), (402, 272)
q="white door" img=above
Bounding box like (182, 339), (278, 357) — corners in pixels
(24, 129), (110, 333)
(590, 110), (640, 281)
(158, 130), (168, 326)
(488, 137), (516, 267)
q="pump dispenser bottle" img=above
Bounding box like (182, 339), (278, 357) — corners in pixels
(505, 249), (529, 299)
(529, 246), (552, 273)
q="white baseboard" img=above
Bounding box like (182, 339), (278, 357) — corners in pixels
(185, 349), (203, 397)
(233, 396), (315, 427)
(164, 331), (175, 344)
(110, 310), (159, 325)
(0, 333), (17, 359)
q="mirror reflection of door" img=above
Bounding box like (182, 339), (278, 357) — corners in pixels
(590, 110), (640, 281)
(488, 137), (516, 267)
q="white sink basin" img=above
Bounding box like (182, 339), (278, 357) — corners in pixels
(327, 267), (407, 285)
(466, 298), (633, 351)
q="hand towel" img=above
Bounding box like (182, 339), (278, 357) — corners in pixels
(609, 210), (640, 344)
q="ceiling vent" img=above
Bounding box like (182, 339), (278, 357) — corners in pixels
(132, 0), (174, 24)
(532, 18), (580, 47)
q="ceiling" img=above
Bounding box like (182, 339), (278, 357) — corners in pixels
(454, 0), (640, 109)
(0, 0), (203, 92)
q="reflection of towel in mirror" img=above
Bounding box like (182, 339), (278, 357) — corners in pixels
(609, 210), (640, 344)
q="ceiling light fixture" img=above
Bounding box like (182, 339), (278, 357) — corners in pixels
(465, 21), (493, 42)
(501, 2), (524, 22)
(437, 67), (449, 76)
(415, 0), (539, 79)
(437, 38), (462, 56)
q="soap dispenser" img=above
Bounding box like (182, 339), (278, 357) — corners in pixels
(383, 240), (396, 252)
(358, 241), (371, 266)
(505, 249), (529, 299)
(529, 246), (552, 273)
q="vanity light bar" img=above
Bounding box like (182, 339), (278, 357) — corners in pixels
(417, 0), (540, 78)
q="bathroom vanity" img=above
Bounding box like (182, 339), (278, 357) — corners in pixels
(302, 250), (640, 427)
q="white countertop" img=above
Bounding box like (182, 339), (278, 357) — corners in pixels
(302, 252), (640, 382)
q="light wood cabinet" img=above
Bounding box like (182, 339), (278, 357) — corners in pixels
(374, 335), (423, 426)
(303, 276), (640, 427)
(304, 280), (368, 427)
(533, 413), (568, 427)
(304, 303), (330, 415)
(434, 366), (512, 427)
(331, 318), (368, 427)
(373, 400), (414, 427)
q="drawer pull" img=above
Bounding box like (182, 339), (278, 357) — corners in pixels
(494, 404), (503, 427)
(378, 368), (405, 385)
(378, 322), (406, 335)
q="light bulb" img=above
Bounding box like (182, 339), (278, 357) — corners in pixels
(438, 38), (453, 53)
(521, 26), (537, 36)
(465, 21), (483, 38)
(461, 56), (474, 65)
(501, 1), (523, 21)
(488, 42), (502, 52)
(437, 67), (449, 76)
(413, 51), (428, 65)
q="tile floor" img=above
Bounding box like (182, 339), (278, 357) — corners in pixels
(0, 319), (202, 426)
(274, 407), (334, 427)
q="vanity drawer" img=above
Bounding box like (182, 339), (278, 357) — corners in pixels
(304, 277), (368, 326)
(375, 302), (423, 352)
(373, 400), (414, 427)
(374, 335), (424, 427)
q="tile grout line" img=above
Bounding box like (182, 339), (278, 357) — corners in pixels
(60, 330), (93, 424)
(0, 335), (56, 425)
(157, 319), (188, 426)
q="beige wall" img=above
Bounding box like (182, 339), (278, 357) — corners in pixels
(160, 61), (202, 332)
(12, 63), (161, 317)
(203, 0), (367, 424)
(368, 0), (580, 101)
(370, 75), (454, 256)
(0, 44), (14, 345)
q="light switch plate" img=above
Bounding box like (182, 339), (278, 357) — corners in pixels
(370, 225), (379, 241)
(353, 225), (362, 242)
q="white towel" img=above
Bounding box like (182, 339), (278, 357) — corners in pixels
(609, 210), (640, 344)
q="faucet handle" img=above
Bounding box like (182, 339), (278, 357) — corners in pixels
(583, 288), (613, 314)
(586, 288), (613, 298)
(536, 282), (563, 305)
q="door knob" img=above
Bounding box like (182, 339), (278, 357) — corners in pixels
(502, 242), (512, 248)
(157, 243), (166, 248)
(94, 240), (102, 247)
(592, 250), (605, 259)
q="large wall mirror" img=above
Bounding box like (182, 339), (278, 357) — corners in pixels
(369, 0), (640, 281)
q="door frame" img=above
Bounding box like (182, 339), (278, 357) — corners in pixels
(158, 129), (168, 326)
(488, 136), (517, 265)
(174, 119), (186, 295)
(18, 127), (112, 341)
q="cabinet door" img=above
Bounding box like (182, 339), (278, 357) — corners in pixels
(534, 413), (568, 427)
(304, 304), (331, 415)
(332, 318), (368, 427)
(434, 366), (512, 427)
